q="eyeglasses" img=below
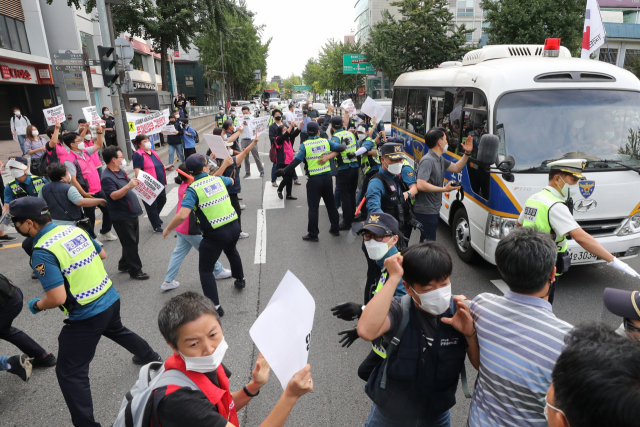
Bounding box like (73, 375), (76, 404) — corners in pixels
(624, 318), (640, 333)
(362, 233), (391, 242)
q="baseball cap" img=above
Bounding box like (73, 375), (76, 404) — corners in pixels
(186, 153), (207, 172)
(6, 157), (28, 170)
(9, 197), (49, 218)
(379, 143), (405, 160)
(307, 122), (319, 134)
(547, 158), (587, 180)
(604, 288), (640, 321)
(330, 116), (343, 127)
(357, 125), (367, 134)
(357, 212), (400, 236)
(385, 137), (405, 145)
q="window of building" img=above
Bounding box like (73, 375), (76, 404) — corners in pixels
(80, 32), (96, 60)
(599, 48), (618, 65)
(457, 0), (474, 17)
(465, 23), (475, 41)
(131, 52), (146, 72)
(155, 59), (161, 75)
(185, 75), (194, 87)
(407, 89), (428, 137)
(0, 14), (29, 53)
(624, 49), (640, 67)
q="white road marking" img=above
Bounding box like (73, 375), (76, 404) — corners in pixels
(263, 176), (284, 209)
(245, 163), (263, 180)
(254, 209), (267, 264)
(490, 279), (510, 295)
(160, 187), (180, 216)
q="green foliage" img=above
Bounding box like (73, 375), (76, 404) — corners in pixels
(302, 58), (321, 87)
(481, 0), (585, 55)
(267, 82), (279, 91)
(317, 38), (367, 94)
(282, 74), (302, 91)
(625, 55), (640, 80)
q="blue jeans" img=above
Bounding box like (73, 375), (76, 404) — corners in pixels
(365, 404), (450, 427)
(271, 163), (277, 183)
(168, 143), (185, 165)
(165, 232), (223, 282)
(413, 212), (440, 242)
(0, 355), (8, 371)
(17, 134), (26, 154)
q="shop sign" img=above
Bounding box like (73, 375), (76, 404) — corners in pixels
(134, 82), (156, 90)
(1, 64), (33, 81)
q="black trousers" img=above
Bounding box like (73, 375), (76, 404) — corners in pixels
(362, 239), (382, 304)
(199, 221), (244, 306)
(306, 174), (340, 238)
(0, 173), (4, 204)
(83, 190), (112, 237)
(111, 217), (143, 274)
(277, 163), (293, 196)
(229, 193), (242, 230)
(143, 188), (167, 229)
(56, 299), (154, 427)
(337, 167), (359, 225)
(184, 147), (197, 158)
(0, 287), (47, 358)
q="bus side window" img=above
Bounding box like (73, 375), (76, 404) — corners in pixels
(407, 89), (428, 137)
(444, 87), (462, 154)
(463, 90), (491, 200)
(392, 88), (408, 130)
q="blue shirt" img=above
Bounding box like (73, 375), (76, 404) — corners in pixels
(401, 164), (416, 187)
(330, 128), (359, 170)
(376, 245), (406, 296)
(30, 222), (119, 321)
(372, 119), (385, 139)
(294, 136), (343, 176)
(4, 175), (49, 204)
(468, 291), (573, 427)
(181, 173), (233, 209)
(301, 116), (312, 132)
(366, 169), (404, 213)
(132, 151), (166, 186)
(182, 125), (196, 149)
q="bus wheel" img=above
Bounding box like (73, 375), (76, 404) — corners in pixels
(452, 208), (477, 263)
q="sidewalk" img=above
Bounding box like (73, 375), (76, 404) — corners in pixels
(0, 139), (24, 160)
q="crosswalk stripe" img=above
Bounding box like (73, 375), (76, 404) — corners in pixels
(254, 209), (267, 264)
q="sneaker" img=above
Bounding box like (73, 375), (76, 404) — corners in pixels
(153, 227), (164, 233)
(0, 235), (17, 241)
(234, 279), (246, 289)
(278, 191), (283, 200)
(260, 171), (264, 177)
(338, 207), (343, 215)
(244, 173), (251, 178)
(99, 231), (118, 241)
(294, 180), (301, 185)
(31, 272), (38, 280)
(271, 182), (278, 187)
(161, 280), (180, 291)
(130, 271), (150, 280)
(217, 305), (225, 317)
(329, 229), (340, 237)
(132, 351), (162, 366)
(338, 222), (351, 231)
(31, 353), (56, 368)
(118, 267), (130, 273)
(0, 243), (3, 248)
(286, 195), (297, 200)
(7, 354), (31, 382)
(302, 234), (319, 242)
(238, 196), (243, 201)
(239, 232), (249, 239)
(214, 268), (232, 280)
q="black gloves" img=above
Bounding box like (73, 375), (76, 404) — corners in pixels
(275, 168), (285, 177)
(347, 152), (357, 160)
(331, 302), (363, 321)
(338, 327), (360, 348)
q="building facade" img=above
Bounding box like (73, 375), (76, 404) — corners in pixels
(598, 3), (640, 69)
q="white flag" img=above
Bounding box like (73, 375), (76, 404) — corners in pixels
(581, 0), (605, 59)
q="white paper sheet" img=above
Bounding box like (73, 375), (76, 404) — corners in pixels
(204, 134), (229, 159)
(360, 97), (386, 123)
(250, 271), (315, 390)
(132, 170), (164, 205)
(43, 105), (65, 126)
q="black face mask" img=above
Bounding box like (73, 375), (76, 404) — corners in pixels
(545, 280), (557, 305)
(15, 221), (31, 238)
(275, 116), (282, 121)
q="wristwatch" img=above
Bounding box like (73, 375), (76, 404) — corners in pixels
(33, 300), (42, 312)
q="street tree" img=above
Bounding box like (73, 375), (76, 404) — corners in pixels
(317, 38), (367, 102)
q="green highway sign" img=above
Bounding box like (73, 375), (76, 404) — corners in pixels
(343, 54), (375, 74)
(294, 85), (311, 92)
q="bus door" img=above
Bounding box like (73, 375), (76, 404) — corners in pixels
(459, 89), (490, 200)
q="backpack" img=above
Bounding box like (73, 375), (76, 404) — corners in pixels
(269, 141), (277, 163)
(193, 128), (199, 145)
(38, 143), (61, 177)
(113, 362), (198, 427)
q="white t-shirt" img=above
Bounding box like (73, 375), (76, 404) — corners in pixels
(518, 186), (580, 237)
(284, 110), (295, 123)
(239, 115), (253, 140)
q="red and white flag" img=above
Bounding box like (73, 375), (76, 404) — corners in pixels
(581, 0), (606, 59)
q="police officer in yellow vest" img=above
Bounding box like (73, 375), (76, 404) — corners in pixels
(518, 158), (640, 288)
(229, 109), (239, 127)
(275, 121), (345, 242)
(331, 115), (360, 230)
(214, 108), (227, 128)
(163, 154), (246, 316)
(9, 197), (161, 427)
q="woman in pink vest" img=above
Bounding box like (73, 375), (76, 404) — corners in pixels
(78, 122), (104, 176)
(132, 134), (173, 233)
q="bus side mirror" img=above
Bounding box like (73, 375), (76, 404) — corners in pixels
(476, 134), (499, 166)
(497, 155), (515, 172)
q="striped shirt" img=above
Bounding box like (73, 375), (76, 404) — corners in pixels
(467, 291), (573, 427)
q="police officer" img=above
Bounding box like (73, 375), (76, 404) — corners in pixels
(229, 109), (239, 127)
(330, 115), (360, 230)
(518, 159), (640, 283)
(275, 121), (344, 242)
(349, 123), (384, 219)
(214, 108), (227, 128)
(10, 197), (161, 427)
(163, 154), (246, 316)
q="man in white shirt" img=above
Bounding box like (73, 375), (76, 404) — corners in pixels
(239, 106), (264, 178)
(10, 107), (31, 155)
(284, 103), (295, 124)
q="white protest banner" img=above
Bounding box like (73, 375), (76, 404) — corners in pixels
(128, 109), (170, 140)
(162, 125), (177, 135)
(204, 134), (229, 159)
(82, 106), (102, 127)
(292, 107), (304, 125)
(249, 115), (270, 138)
(250, 271), (315, 390)
(43, 105), (65, 126)
(132, 170), (164, 205)
(361, 96), (386, 123)
(341, 98), (356, 115)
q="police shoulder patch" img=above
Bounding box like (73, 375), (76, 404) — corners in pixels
(408, 171), (414, 177)
(34, 263), (46, 277)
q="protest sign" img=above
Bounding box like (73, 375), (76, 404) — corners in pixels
(360, 97), (386, 123)
(292, 108), (304, 125)
(162, 125), (177, 136)
(82, 106), (103, 127)
(341, 98), (356, 115)
(132, 170), (164, 205)
(249, 116), (270, 138)
(250, 271), (315, 390)
(204, 134), (229, 159)
(43, 105), (65, 126)
(127, 109), (170, 140)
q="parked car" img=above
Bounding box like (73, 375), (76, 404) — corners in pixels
(313, 103), (327, 115)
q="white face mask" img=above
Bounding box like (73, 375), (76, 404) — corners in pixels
(412, 284), (452, 315)
(244, 114), (250, 119)
(174, 114), (180, 118)
(144, 142), (152, 150)
(364, 238), (392, 260)
(64, 173), (71, 183)
(84, 134), (92, 141)
(119, 158), (127, 167)
(180, 337), (228, 373)
(559, 177), (578, 199)
(14, 111), (20, 116)
(10, 168), (25, 178)
(104, 110), (110, 115)
(31, 130), (39, 137)
(76, 142), (86, 150)
(386, 161), (403, 175)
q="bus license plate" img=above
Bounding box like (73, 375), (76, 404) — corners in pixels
(571, 251), (597, 262)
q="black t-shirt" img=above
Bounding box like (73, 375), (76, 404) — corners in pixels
(156, 365), (232, 427)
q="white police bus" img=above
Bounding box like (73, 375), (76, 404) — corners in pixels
(392, 39), (640, 265)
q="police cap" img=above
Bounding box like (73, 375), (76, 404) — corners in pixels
(6, 157), (28, 170)
(547, 158), (587, 180)
(307, 122), (319, 135)
(186, 153), (207, 172)
(330, 116), (343, 127)
(379, 143), (405, 160)
(357, 212), (400, 236)
(604, 288), (640, 321)
(9, 197), (49, 219)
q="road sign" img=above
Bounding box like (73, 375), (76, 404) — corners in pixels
(253, 69), (261, 82)
(294, 85), (312, 92)
(53, 53), (83, 60)
(343, 54), (375, 74)
(84, 59), (100, 66)
(54, 65), (84, 71)
(53, 59), (84, 66)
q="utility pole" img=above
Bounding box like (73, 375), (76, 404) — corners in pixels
(96, 0), (132, 160)
(219, 30), (226, 113)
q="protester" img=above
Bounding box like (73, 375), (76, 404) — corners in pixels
(603, 287), (640, 339)
(23, 125), (47, 163)
(101, 146), (149, 280)
(180, 118), (197, 158)
(101, 107), (117, 147)
(300, 108), (312, 144)
(39, 162), (106, 226)
(357, 242), (479, 427)
(547, 323), (640, 427)
(306, 102), (319, 120)
(132, 133), (173, 233)
(269, 109), (284, 187)
(0, 354), (31, 382)
(239, 105), (264, 179)
(77, 120), (104, 176)
(132, 103), (150, 114)
(284, 103), (295, 123)
(153, 292), (313, 426)
(275, 120), (300, 200)
(161, 163), (232, 291)
(467, 226), (573, 427)
(44, 122), (69, 166)
(167, 113), (185, 164)
(10, 107), (30, 155)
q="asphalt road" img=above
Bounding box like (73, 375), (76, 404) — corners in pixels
(1, 126), (639, 426)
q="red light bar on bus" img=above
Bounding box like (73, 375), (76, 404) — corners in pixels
(543, 38), (561, 57)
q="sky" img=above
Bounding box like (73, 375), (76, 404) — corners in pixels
(244, 0), (357, 81)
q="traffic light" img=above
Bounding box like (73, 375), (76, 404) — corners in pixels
(98, 46), (118, 86)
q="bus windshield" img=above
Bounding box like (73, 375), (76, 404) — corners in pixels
(495, 89), (640, 171)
